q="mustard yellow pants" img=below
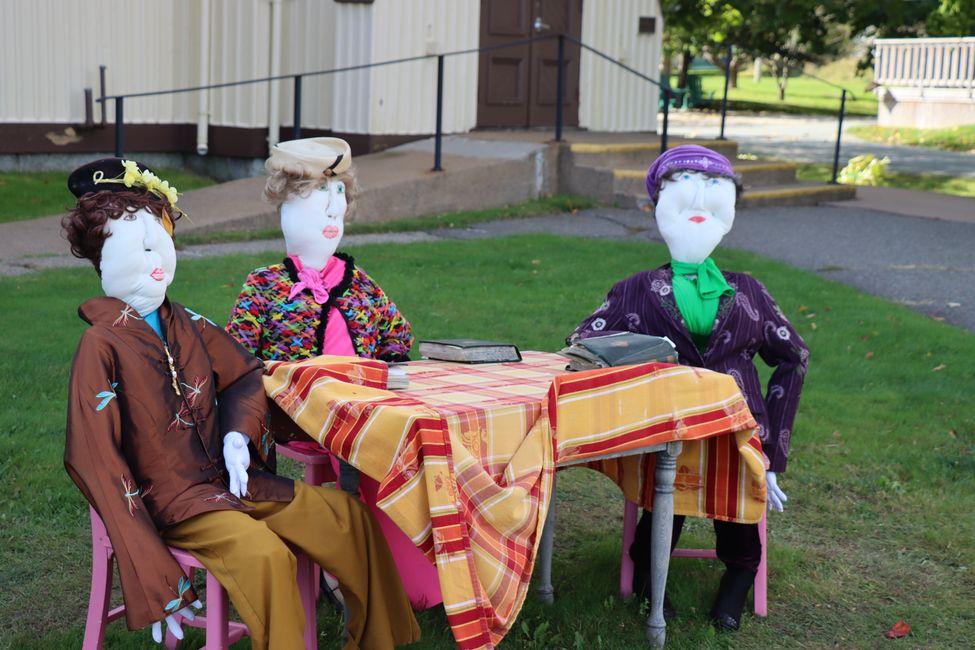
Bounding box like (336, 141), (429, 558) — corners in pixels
(163, 481), (420, 650)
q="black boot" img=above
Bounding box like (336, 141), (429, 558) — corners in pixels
(709, 566), (757, 631)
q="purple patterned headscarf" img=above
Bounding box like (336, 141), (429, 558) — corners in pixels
(645, 144), (736, 202)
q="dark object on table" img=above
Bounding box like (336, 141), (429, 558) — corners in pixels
(418, 338), (522, 364)
(559, 332), (677, 371)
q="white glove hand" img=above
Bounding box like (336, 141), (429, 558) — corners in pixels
(766, 471), (788, 513)
(151, 600), (202, 643)
(223, 431), (250, 498)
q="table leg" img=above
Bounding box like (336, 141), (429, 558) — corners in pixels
(536, 473), (557, 604)
(646, 441), (682, 648)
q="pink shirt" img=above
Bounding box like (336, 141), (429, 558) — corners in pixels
(287, 255), (356, 356)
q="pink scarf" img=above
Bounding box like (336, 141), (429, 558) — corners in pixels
(288, 255), (345, 304)
(287, 255), (355, 356)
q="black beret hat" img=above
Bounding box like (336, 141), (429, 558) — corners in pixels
(67, 157), (157, 199)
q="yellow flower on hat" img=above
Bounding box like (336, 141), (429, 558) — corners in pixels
(98, 160), (183, 217)
(121, 160), (142, 188)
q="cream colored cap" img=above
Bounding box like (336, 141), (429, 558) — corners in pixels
(266, 137), (352, 179)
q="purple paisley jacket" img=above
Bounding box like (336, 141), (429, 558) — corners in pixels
(568, 265), (809, 472)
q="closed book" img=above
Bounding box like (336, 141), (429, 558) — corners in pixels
(558, 332), (677, 371)
(418, 338), (522, 364)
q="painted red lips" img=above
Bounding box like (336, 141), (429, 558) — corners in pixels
(150, 267), (165, 281)
(323, 225), (340, 239)
(688, 216), (707, 223)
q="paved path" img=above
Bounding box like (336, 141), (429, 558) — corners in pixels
(667, 112), (975, 177)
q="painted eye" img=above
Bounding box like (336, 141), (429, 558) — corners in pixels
(710, 178), (719, 184)
(681, 173), (690, 180)
(122, 213), (138, 221)
(337, 185), (344, 194)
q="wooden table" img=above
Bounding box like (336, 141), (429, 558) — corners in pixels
(263, 352), (764, 649)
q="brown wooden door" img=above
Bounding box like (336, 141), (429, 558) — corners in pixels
(477, 0), (581, 128)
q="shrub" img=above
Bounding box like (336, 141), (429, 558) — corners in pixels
(837, 154), (890, 186)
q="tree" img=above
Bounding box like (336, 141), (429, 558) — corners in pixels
(726, 0), (847, 100)
(661, 1), (743, 88)
(841, 0), (939, 72)
(926, 0), (975, 36)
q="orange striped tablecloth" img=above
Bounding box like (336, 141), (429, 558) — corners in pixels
(263, 351), (766, 650)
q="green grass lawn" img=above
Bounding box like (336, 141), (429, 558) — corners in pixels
(848, 124), (975, 154)
(696, 72), (877, 117)
(176, 194), (597, 247)
(0, 168), (215, 224)
(2, 234), (974, 648)
(795, 162), (975, 198)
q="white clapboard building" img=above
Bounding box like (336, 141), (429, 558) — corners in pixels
(0, 0), (663, 160)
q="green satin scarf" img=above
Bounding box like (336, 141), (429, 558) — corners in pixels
(670, 258), (735, 351)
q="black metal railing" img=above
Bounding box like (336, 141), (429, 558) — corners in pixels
(798, 71), (857, 184)
(98, 32), (681, 170)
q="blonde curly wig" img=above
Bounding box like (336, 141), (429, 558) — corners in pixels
(263, 162), (360, 220)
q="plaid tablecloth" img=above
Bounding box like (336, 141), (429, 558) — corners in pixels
(263, 352), (766, 649)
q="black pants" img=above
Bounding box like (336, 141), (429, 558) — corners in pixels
(630, 510), (762, 573)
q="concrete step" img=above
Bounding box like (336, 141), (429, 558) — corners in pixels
(610, 181), (856, 210)
(737, 182), (856, 208)
(611, 159), (799, 195)
(567, 138), (739, 169)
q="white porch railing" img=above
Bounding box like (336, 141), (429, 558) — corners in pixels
(874, 37), (975, 94)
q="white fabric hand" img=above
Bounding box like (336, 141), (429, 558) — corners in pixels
(766, 471), (788, 513)
(151, 600), (202, 643)
(223, 431), (250, 498)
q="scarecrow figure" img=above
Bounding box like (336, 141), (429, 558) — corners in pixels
(63, 158), (420, 649)
(225, 137), (412, 364)
(225, 138), (439, 610)
(568, 145), (808, 631)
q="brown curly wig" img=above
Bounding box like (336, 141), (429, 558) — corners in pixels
(62, 189), (177, 272)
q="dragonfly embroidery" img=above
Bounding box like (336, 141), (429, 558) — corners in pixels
(180, 375), (208, 407)
(120, 475), (154, 516)
(112, 306), (142, 328)
(183, 307), (216, 327)
(204, 492), (240, 506)
(95, 382), (119, 412)
(164, 576), (192, 613)
(260, 424), (273, 456)
(167, 405), (194, 432)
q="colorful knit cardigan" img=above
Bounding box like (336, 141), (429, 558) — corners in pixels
(226, 252), (413, 362)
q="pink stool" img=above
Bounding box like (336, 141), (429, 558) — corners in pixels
(619, 500), (768, 617)
(356, 469), (443, 610)
(279, 440), (442, 610)
(84, 506), (318, 649)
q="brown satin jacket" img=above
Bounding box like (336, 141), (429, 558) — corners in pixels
(65, 297), (292, 630)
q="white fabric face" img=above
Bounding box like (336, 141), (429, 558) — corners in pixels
(99, 208), (177, 316)
(280, 179), (347, 271)
(654, 171), (736, 264)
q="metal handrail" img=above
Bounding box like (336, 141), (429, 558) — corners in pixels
(797, 71), (858, 184)
(560, 33), (673, 153)
(101, 31), (678, 165)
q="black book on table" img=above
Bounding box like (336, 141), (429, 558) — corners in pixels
(558, 332), (677, 371)
(418, 338), (522, 364)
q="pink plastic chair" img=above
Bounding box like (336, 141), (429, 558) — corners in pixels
(277, 439), (338, 486)
(278, 440), (443, 610)
(619, 500), (768, 617)
(84, 506), (319, 649)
